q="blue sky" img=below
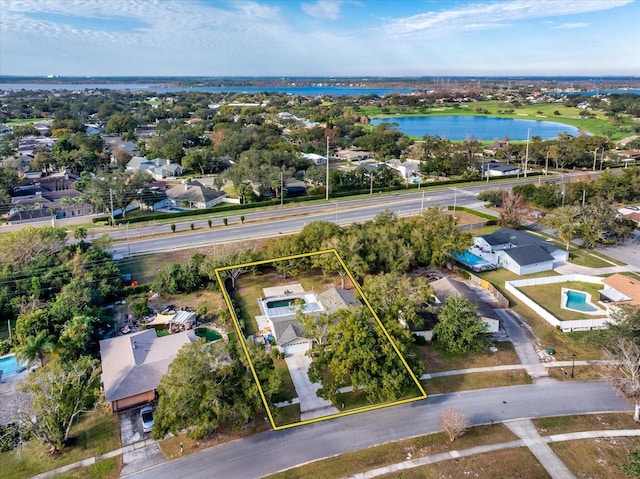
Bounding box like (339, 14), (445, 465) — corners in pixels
(1, 0), (638, 77)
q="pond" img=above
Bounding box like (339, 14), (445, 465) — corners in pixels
(370, 115), (583, 141)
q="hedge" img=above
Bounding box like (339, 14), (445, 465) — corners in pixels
(93, 174), (539, 225)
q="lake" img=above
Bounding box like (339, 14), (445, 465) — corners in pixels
(0, 83), (413, 97)
(370, 115), (583, 141)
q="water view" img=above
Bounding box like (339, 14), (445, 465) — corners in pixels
(370, 115), (583, 141)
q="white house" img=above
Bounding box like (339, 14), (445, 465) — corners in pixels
(126, 156), (184, 180)
(165, 181), (226, 209)
(474, 228), (569, 276)
(385, 158), (422, 181)
(256, 284), (360, 356)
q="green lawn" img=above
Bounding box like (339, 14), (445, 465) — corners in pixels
(0, 408), (121, 479)
(419, 341), (520, 373)
(518, 280), (607, 321)
(422, 369), (532, 395)
(2, 117), (47, 125)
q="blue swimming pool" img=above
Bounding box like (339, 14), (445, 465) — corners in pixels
(455, 251), (485, 266)
(0, 354), (25, 375)
(564, 290), (598, 312)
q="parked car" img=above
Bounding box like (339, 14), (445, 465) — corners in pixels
(140, 406), (155, 433)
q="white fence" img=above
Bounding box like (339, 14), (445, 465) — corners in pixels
(505, 274), (612, 332)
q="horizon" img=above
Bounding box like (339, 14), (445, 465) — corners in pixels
(1, 0), (639, 77)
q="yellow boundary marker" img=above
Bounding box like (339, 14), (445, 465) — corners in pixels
(214, 249), (427, 430)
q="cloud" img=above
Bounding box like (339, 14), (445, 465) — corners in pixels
(383, 0), (634, 37)
(555, 22), (588, 29)
(301, 1), (343, 21)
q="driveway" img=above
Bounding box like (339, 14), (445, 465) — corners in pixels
(284, 354), (339, 420)
(118, 406), (165, 477)
(494, 309), (549, 379)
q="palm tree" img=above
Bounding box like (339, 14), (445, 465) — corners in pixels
(15, 330), (57, 367)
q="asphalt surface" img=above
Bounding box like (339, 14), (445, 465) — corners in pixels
(107, 174), (583, 257)
(124, 381), (630, 479)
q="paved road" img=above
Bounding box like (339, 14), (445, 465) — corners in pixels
(124, 381), (629, 479)
(108, 174), (586, 257)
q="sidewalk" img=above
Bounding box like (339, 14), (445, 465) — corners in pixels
(30, 438), (158, 479)
(342, 426), (640, 479)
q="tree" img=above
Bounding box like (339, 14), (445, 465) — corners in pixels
(152, 340), (280, 440)
(308, 307), (415, 404)
(498, 190), (526, 228)
(601, 337), (640, 421)
(432, 294), (489, 354)
(440, 407), (470, 442)
(15, 330), (57, 367)
(18, 356), (100, 452)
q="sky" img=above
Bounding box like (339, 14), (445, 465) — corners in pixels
(1, 0), (639, 77)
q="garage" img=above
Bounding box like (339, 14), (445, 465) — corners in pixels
(283, 340), (312, 356)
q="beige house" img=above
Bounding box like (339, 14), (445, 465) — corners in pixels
(99, 329), (197, 411)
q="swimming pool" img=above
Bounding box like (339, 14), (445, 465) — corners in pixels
(0, 354), (25, 375)
(454, 251), (496, 272)
(455, 251), (485, 266)
(562, 289), (602, 314)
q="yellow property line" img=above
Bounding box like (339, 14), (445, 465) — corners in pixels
(215, 249), (427, 430)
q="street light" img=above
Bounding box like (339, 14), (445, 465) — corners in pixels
(571, 353), (576, 378)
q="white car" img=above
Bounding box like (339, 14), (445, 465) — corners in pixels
(140, 406), (155, 433)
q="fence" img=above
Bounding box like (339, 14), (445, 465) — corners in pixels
(466, 271), (510, 308)
(504, 274), (611, 332)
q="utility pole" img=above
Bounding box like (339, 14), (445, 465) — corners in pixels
(280, 171), (284, 207)
(369, 173), (373, 195)
(421, 190), (425, 215)
(524, 128), (530, 178)
(109, 188), (115, 226)
(325, 137), (330, 201)
(593, 148), (598, 171)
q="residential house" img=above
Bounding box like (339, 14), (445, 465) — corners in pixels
(385, 158), (422, 182)
(165, 181), (226, 209)
(301, 152), (326, 165)
(334, 149), (372, 162)
(126, 156), (184, 180)
(480, 161), (521, 177)
(7, 174), (91, 225)
(474, 228), (569, 275)
(99, 329), (198, 412)
(430, 277), (501, 333)
(256, 284), (360, 356)
(600, 273), (640, 306)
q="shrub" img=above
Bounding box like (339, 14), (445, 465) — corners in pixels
(190, 223), (195, 230)
(0, 339), (12, 356)
(171, 224), (176, 233)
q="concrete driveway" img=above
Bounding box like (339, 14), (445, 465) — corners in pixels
(284, 354), (339, 421)
(119, 406), (165, 477)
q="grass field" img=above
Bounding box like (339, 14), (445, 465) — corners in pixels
(266, 424), (518, 479)
(551, 438), (637, 479)
(0, 408), (121, 479)
(518, 280), (607, 321)
(419, 341), (519, 373)
(533, 413), (639, 435)
(422, 369), (532, 395)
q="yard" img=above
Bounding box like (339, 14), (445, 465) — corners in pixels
(0, 408), (121, 479)
(518, 280), (607, 321)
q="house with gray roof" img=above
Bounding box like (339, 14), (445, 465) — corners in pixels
(99, 329), (198, 411)
(474, 228), (569, 275)
(256, 284), (361, 356)
(165, 180), (226, 209)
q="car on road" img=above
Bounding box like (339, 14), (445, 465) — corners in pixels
(140, 406), (155, 433)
